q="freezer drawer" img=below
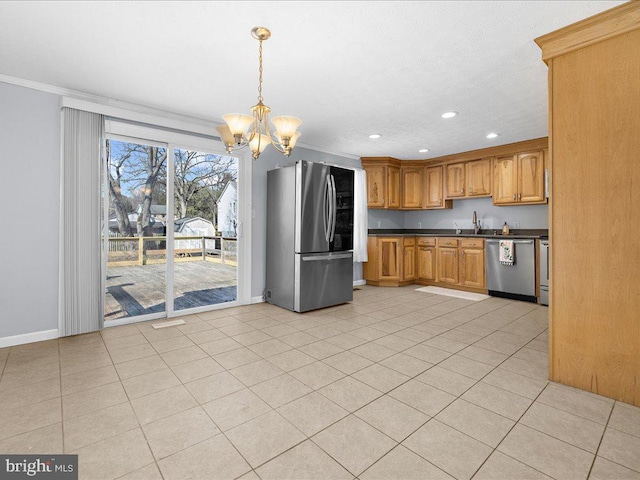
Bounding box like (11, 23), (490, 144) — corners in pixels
(540, 286), (549, 306)
(294, 251), (353, 312)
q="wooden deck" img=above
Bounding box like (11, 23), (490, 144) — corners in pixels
(105, 261), (237, 320)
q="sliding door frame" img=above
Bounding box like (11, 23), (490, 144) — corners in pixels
(103, 120), (252, 328)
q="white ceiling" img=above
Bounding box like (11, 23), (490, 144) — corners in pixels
(0, 1), (623, 159)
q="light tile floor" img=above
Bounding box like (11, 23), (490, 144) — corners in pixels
(1, 286), (639, 480)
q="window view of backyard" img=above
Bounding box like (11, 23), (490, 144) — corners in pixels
(104, 139), (238, 321)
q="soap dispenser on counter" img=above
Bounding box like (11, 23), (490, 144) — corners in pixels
(502, 222), (510, 235)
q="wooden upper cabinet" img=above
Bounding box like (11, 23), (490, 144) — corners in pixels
(518, 151), (545, 203)
(387, 165), (400, 209)
(424, 166), (444, 208)
(365, 165), (386, 208)
(493, 151), (546, 205)
(401, 167), (423, 209)
(445, 163), (466, 198)
(362, 160), (401, 209)
(466, 158), (492, 197)
(493, 155), (519, 205)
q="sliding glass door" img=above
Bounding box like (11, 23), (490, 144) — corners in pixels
(102, 129), (244, 325)
(104, 139), (168, 321)
(171, 147), (238, 311)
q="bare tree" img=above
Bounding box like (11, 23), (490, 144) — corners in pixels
(107, 140), (134, 237)
(107, 140), (167, 237)
(108, 142), (237, 239)
(135, 146), (167, 237)
(172, 150), (237, 219)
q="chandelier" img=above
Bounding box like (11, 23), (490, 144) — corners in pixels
(216, 27), (302, 160)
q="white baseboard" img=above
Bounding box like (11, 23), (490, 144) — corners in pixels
(250, 295), (265, 304)
(353, 279), (367, 286)
(0, 329), (60, 348)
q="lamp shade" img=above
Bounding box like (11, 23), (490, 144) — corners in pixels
(288, 131), (301, 149)
(215, 125), (235, 145)
(271, 116), (302, 140)
(222, 113), (253, 136)
(249, 133), (271, 156)
(276, 131), (301, 150)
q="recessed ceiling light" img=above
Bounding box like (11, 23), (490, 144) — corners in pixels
(369, 134), (381, 139)
(486, 132), (499, 139)
(441, 112), (457, 119)
(418, 149), (430, 153)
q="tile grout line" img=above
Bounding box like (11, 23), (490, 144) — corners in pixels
(585, 399), (615, 479)
(9, 289), (618, 480)
(104, 324), (258, 479)
(468, 383), (551, 480)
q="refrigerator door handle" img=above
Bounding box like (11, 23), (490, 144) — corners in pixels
(302, 253), (352, 261)
(329, 174), (337, 242)
(323, 174), (331, 243)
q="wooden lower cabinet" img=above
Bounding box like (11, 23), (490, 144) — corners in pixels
(365, 236), (486, 292)
(364, 237), (414, 286)
(437, 247), (459, 284)
(379, 238), (402, 281)
(460, 247), (485, 288)
(417, 246), (436, 281)
(403, 238), (416, 281)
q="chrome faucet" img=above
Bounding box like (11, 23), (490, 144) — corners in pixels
(472, 211), (481, 234)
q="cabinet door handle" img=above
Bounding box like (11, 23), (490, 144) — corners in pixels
(512, 194), (516, 200)
(518, 193), (522, 200)
(462, 252), (465, 257)
(460, 188), (464, 194)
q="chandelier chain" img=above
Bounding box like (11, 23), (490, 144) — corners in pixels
(258, 39), (263, 103)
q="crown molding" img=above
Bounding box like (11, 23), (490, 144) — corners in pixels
(1, 72), (361, 161)
(0, 73), (218, 130)
(361, 137), (548, 165)
(296, 141), (361, 161)
(535, 1), (640, 62)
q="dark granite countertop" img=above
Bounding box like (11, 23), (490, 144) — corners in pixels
(368, 229), (548, 239)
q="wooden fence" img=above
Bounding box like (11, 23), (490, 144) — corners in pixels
(106, 236), (237, 267)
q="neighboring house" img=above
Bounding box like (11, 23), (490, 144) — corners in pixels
(174, 217), (216, 250)
(108, 211), (165, 236)
(217, 181), (238, 237)
(136, 204), (167, 223)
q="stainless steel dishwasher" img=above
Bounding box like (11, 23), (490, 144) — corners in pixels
(486, 239), (537, 303)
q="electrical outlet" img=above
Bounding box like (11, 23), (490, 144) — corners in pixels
(377, 221), (381, 228)
(514, 221), (520, 229)
(418, 222), (422, 228)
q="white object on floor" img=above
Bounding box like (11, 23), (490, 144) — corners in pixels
(152, 319), (186, 329)
(415, 286), (490, 301)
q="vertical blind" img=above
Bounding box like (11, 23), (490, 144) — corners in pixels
(60, 107), (104, 336)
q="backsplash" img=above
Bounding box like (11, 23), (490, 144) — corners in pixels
(369, 197), (548, 230)
(367, 208), (405, 229)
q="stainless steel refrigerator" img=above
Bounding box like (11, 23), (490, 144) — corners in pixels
(266, 160), (354, 312)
